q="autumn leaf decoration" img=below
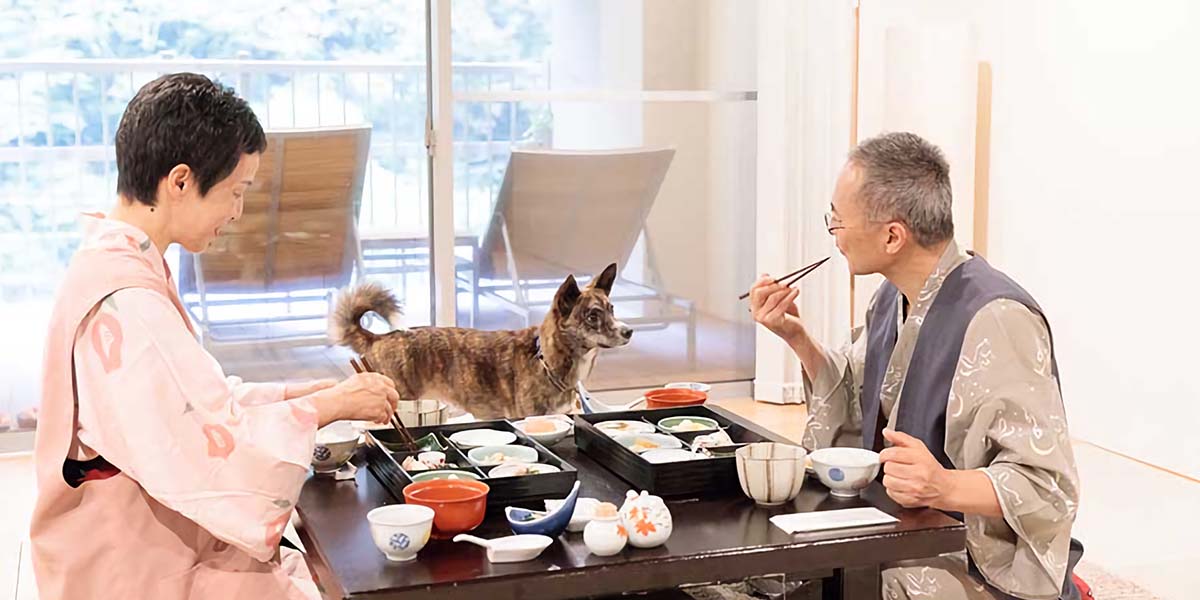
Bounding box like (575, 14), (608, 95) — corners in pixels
(634, 519), (657, 537)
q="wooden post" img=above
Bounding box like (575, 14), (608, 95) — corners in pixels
(849, 0), (861, 329)
(973, 61), (993, 258)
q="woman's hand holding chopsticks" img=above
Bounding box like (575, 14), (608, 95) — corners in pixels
(352, 358), (418, 449)
(311, 372), (400, 429)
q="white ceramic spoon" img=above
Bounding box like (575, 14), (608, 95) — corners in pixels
(576, 382), (649, 413)
(452, 534), (554, 563)
(579, 391), (646, 413)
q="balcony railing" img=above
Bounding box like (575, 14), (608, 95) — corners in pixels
(0, 57), (549, 298)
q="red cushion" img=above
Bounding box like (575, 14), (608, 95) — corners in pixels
(1072, 574), (1093, 599)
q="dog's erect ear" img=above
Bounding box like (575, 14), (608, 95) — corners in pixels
(554, 274), (582, 317)
(589, 263), (618, 296)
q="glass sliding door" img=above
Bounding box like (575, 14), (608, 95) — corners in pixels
(446, 0), (759, 391)
(0, 0), (436, 443)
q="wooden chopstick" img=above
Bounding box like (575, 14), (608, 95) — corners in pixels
(359, 355), (377, 373)
(779, 256), (830, 287)
(364, 357), (418, 449)
(350, 357), (417, 450)
(737, 256), (831, 300)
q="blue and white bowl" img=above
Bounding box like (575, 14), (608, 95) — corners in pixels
(808, 447), (880, 498)
(367, 504), (435, 562)
(312, 422), (360, 474)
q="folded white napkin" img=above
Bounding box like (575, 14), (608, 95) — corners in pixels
(333, 462), (358, 482)
(770, 507), (898, 534)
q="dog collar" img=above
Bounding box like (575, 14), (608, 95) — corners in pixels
(534, 336), (573, 394)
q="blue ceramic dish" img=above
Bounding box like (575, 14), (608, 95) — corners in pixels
(504, 480), (580, 538)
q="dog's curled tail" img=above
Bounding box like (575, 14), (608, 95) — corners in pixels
(329, 282), (405, 355)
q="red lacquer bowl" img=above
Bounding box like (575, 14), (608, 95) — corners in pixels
(401, 479), (490, 539)
(644, 388), (708, 409)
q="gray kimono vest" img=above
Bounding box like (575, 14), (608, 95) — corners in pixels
(860, 256), (1083, 600)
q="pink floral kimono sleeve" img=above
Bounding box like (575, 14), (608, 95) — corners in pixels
(73, 287), (321, 562)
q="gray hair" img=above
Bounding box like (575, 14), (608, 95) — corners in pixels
(848, 132), (954, 247)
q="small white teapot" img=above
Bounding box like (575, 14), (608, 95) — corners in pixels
(583, 502), (627, 557)
(619, 490), (673, 548)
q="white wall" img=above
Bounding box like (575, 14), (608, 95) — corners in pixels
(642, 0), (713, 313)
(550, 0), (643, 149)
(705, 1), (759, 324)
(642, 0), (758, 321)
(550, 0), (758, 324)
(856, 1), (985, 322)
(857, 0), (1200, 477)
(549, 0), (649, 285)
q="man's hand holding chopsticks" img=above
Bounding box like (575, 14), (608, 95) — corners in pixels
(749, 274), (802, 341)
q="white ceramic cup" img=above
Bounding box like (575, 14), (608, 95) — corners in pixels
(367, 504), (435, 562)
(734, 443), (808, 506)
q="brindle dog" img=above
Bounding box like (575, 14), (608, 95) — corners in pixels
(329, 263), (632, 419)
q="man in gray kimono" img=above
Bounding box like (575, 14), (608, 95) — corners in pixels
(750, 132), (1083, 600)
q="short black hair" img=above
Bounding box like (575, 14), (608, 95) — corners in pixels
(115, 73), (267, 206)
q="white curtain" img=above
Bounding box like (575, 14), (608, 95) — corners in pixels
(753, 0), (855, 404)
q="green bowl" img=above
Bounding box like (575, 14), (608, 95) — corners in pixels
(409, 469), (482, 482)
(656, 416), (720, 433)
(379, 432), (444, 453)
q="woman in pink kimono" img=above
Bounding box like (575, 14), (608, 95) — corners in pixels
(30, 73), (400, 599)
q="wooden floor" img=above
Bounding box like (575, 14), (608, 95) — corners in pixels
(709, 397), (805, 442)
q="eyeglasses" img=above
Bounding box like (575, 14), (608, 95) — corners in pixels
(824, 212), (893, 235)
(824, 212), (845, 235)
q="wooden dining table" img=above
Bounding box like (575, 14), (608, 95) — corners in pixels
(295, 406), (965, 600)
